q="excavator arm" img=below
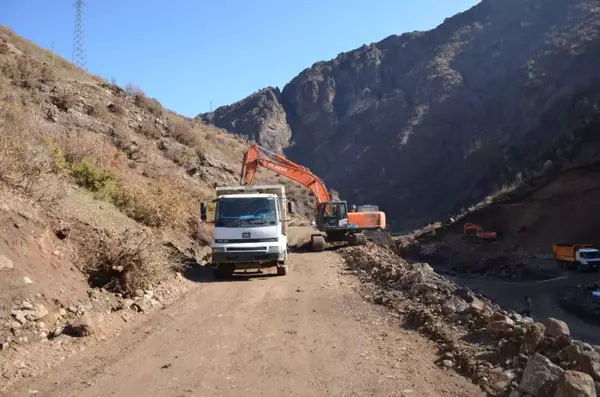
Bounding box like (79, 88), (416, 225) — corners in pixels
(240, 144), (331, 205)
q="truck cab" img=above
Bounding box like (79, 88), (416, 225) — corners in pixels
(201, 185), (294, 278)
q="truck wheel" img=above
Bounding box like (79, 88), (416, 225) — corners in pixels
(277, 264), (288, 276)
(214, 264), (235, 279)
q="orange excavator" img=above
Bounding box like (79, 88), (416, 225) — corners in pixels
(240, 144), (389, 251)
(463, 223), (497, 242)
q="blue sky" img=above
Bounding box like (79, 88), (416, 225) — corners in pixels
(1, 0), (479, 117)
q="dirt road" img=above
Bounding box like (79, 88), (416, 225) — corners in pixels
(5, 251), (484, 397)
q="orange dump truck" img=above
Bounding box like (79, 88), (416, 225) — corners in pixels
(553, 244), (600, 272)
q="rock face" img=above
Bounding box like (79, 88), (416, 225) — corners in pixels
(197, 87), (291, 153)
(205, 0), (600, 229)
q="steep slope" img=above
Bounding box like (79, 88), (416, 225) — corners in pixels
(197, 87), (291, 153)
(205, 0), (600, 230)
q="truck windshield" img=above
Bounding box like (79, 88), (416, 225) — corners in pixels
(216, 197), (277, 226)
(581, 251), (600, 259)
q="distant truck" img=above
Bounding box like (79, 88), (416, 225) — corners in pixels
(201, 185), (295, 279)
(553, 244), (600, 272)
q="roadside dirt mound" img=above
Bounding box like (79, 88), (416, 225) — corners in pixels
(340, 244), (600, 396)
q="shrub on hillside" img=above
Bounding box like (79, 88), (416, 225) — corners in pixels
(85, 230), (175, 295)
(52, 91), (77, 112)
(43, 136), (68, 172)
(167, 117), (200, 146)
(134, 92), (163, 117)
(137, 119), (162, 139)
(87, 101), (110, 120)
(71, 158), (118, 199)
(0, 80), (41, 187)
(0, 40), (9, 55)
(108, 98), (125, 115)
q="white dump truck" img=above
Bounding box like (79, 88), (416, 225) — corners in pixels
(200, 185), (295, 279)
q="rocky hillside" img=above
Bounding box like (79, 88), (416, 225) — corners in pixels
(0, 25), (312, 388)
(202, 0), (600, 230)
(198, 87), (291, 154)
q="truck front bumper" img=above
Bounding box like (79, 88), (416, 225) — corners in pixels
(211, 251), (285, 265)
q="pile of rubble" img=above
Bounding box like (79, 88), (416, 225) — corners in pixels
(340, 244), (600, 397)
(398, 240), (561, 281)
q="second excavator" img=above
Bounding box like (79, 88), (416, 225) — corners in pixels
(240, 144), (390, 252)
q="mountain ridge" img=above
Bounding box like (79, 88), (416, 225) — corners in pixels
(199, 0), (600, 230)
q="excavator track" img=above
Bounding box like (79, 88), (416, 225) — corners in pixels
(311, 234), (327, 252)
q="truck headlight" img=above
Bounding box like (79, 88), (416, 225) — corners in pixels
(212, 247), (226, 253)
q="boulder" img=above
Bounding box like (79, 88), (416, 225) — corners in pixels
(469, 298), (494, 317)
(554, 370), (596, 397)
(442, 297), (469, 315)
(544, 318), (570, 339)
(487, 313), (515, 333)
(519, 353), (564, 396)
(574, 353), (600, 382)
(27, 303), (48, 321)
(0, 254), (14, 270)
(67, 314), (96, 337)
(520, 323), (546, 355)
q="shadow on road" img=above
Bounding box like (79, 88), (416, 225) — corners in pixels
(182, 264), (280, 283)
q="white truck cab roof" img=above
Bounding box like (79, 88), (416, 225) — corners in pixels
(580, 248), (599, 253)
(217, 193), (277, 199)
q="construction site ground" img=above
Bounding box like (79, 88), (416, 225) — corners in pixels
(3, 246), (484, 397)
(445, 270), (600, 344)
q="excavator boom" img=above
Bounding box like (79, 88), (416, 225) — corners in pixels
(239, 143), (391, 250)
(240, 144), (331, 205)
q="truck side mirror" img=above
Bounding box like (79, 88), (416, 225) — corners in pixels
(287, 201), (296, 214)
(200, 202), (208, 222)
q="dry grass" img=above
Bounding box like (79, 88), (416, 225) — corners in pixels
(168, 116), (200, 146)
(85, 229), (175, 295)
(0, 77), (44, 190)
(113, 177), (199, 229)
(134, 92), (163, 117)
(0, 39), (9, 55)
(87, 101), (110, 120)
(137, 119), (162, 139)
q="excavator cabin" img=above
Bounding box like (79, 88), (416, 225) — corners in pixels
(239, 144), (389, 251)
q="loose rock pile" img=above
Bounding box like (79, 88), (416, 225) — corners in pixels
(340, 244), (600, 397)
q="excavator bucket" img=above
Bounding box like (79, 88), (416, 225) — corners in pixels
(364, 229), (394, 246)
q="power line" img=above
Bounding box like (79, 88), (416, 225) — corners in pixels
(72, 0), (87, 70)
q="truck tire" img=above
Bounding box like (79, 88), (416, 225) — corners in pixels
(214, 263), (235, 279)
(311, 235), (326, 252)
(277, 263), (288, 276)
